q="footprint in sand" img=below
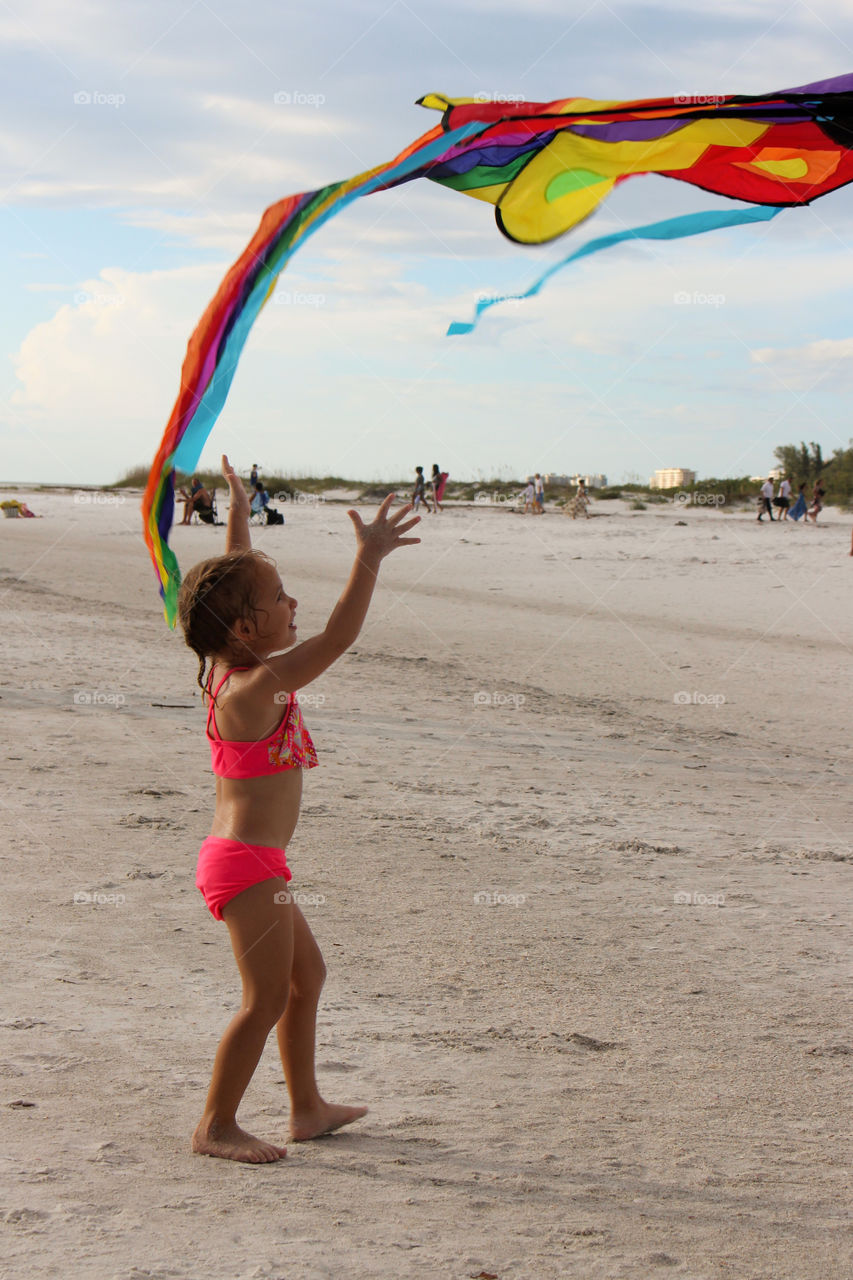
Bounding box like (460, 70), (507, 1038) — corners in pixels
(3, 1208), (51, 1230)
(87, 1141), (143, 1166)
(9, 1052), (86, 1074)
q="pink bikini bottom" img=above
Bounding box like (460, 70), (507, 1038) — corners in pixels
(196, 836), (292, 921)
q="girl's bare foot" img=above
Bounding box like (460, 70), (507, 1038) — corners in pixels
(192, 1118), (287, 1163)
(289, 1101), (368, 1142)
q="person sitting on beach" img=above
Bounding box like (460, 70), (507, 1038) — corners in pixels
(177, 454), (420, 1163)
(178, 477), (213, 525)
(250, 482), (269, 517)
(18, 502), (38, 518)
(251, 482), (285, 526)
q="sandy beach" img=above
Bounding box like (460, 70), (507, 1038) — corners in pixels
(2, 489), (851, 1280)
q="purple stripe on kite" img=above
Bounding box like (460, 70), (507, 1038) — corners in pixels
(457, 126), (559, 147)
(192, 209), (309, 399)
(430, 126), (557, 160)
(707, 105), (835, 122)
(781, 73), (853, 94)
(567, 119), (687, 141)
(197, 191), (324, 383)
(732, 111), (823, 122)
(197, 340), (222, 399)
(158, 488), (173, 540)
(431, 138), (554, 177)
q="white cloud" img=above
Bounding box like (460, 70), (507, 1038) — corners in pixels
(5, 0), (853, 484)
(6, 262), (225, 481)
(200, 93), (349, 136)
(750, 336), (853, 390)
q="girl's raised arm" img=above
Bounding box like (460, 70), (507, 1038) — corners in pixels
(263, 494), (420, 692)
(222, 454), (251, 554)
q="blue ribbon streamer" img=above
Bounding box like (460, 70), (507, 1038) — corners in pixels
(447, 204), (785, 336)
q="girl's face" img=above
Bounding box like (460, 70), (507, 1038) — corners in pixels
(248, 563), (298, 652)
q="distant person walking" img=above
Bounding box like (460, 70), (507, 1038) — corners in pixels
(412, 466), (431, 514)
(534, 473), (545, 514)
(807, 479), (826, 523)
(429, 464), (447, 513)
(757, 477), (775, 521)
(789, 483), (808, 522)
(776, 475), (792, 520)
(250, 463), (259, 487)
(522, 478), (536, 514)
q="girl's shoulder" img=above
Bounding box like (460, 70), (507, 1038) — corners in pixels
(208, 662), (292, 741)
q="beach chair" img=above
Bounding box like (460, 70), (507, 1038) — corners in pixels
(250, 489), (284, 525)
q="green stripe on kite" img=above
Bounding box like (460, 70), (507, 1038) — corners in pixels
(435, 153), (532, 192)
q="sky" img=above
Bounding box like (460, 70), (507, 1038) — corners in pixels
(3, 0), (853, 486)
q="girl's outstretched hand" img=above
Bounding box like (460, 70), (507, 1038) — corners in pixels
(221, 454), (250, 516)
(347, 493), (420, 560)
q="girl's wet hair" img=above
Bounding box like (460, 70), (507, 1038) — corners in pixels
(177, 549), (274, 692)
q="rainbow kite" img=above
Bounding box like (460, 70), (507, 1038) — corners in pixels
(144, 73), (853, 624)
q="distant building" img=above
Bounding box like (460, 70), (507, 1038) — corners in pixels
(650, 468), (695, 489)
(545, 473), (607, 489)
(750, 468), (783, 482)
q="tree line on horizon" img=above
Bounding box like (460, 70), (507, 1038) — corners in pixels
(772, 440), (853, 505)
(115, 443), (853, 508)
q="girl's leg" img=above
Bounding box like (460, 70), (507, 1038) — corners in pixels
(192, 878), (294, 1164)
(278, 904), (368, 1141)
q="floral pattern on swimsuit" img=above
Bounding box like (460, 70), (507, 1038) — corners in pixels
(268, 695), (318, 770)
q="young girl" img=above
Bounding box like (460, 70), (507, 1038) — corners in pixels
(178, 456), (420, 1163)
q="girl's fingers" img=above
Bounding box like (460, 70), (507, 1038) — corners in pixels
(394, 517), (421, 535)
(395, 536), (421, 546)
(346, 508), (366, 533)
(388, 501), (415, 524)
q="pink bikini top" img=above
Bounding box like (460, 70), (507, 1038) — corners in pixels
(205, 666), (318, 779)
